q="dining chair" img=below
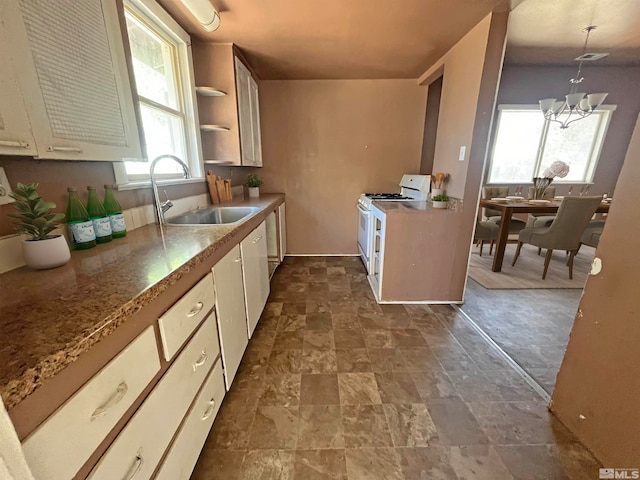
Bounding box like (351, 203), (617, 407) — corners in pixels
(511, 196), (603, 279)
(474, 220), (499, 256)
(526, 186), (557, 228)
(579, 220), (605, 248)
(481, 186), (526, 233)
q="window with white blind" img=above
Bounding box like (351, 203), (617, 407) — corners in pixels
(487, 105), (615, 184)
(113, 0), (202, 186)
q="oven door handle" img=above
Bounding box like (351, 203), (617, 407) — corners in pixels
(357, 204), (369, 214)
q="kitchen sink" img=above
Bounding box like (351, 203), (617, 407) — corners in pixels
(166, 206), (260, 226)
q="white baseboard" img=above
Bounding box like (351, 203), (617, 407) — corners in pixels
(284, 254), (360, 257)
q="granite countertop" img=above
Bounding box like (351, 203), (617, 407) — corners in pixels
(372, 200), (454, 213)
(0, 194), (284, 409)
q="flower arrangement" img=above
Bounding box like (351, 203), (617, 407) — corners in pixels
(533, 161), (570, 199)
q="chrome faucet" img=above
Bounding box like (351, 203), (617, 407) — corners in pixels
(150, 154), (191, 224)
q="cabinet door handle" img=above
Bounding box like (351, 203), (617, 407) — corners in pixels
(253, 235), (263, 244)
(192, 351), (208, 371)
(90, 382), (128, 421)
(0, 140), (30, 148)
(201, 399), (216, 420)
(47, 146), (83, 153)
(122, 454), (143, 480)
(186, 302), (204, 317)
(234, 257), (242, 263)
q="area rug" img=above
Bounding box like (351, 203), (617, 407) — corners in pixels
(468, 243), (595, 289)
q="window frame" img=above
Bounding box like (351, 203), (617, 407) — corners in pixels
(486, 104), (616, 185)
(113, 0), (203, 189)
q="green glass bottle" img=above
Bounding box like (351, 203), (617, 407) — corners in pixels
(86, 186), (112, 243)
(66, 187), (96, 250)
(103, 185), (127, 238)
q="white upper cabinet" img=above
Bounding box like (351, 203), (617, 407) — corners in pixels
(0, 0), (143, 161)
(234, 57), (262, 167)
(0, 22), (37, 156)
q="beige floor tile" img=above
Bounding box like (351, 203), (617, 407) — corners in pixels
(300, 373), (341, 405)
(337, 373), (382, 405)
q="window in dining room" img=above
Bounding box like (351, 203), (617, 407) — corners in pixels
(487, 104), (616, 184)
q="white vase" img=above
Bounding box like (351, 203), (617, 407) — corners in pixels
(432, 201), (449, 209)
(431, 188), (444, 197)
(248, 187), (260, 198)
(22, 235), (71, 270)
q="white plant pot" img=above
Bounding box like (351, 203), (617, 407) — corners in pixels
(432, 201), (449, 209)
(431, 188), (445, 197)
(22, 235), (71, 270)
(248, 187), (260, 198)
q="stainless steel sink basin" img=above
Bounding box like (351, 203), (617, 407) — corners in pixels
(166, 206), (259, 226)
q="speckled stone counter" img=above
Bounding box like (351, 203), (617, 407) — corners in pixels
(0, 194), (284, 409)
(372, 200), (456, 213)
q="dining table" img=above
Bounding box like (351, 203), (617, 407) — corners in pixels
(479, 198), (610, 272)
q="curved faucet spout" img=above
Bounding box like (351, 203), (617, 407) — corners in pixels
(150, 155), (191, 224)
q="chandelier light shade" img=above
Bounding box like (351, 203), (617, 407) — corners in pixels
(539, 26), (608, 129)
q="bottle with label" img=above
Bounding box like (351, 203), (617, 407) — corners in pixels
(103, 185), (127, 238)
(86, 186), (112, 243)
(66, 187), (96, 250)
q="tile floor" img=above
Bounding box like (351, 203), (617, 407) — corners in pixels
(191, 256), (600, 480)
(461, 278), (582, 393)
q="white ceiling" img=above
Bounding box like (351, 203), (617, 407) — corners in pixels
(506, 0), (640, 66)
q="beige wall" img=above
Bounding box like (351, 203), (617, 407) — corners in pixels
(258, 80), (427, 254)
(489, 65), (640, 195)
(419, 14), (495, 199)
(416, 12), (509, 300)
(551, 114), (640, 466)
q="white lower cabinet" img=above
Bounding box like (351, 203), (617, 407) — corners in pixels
(22, 327), (160, 480)
(278, 202), (287, 262)
(211, 245), (248, 389)
(88, 317), (219, 480)
(240, 221), (270, 337)
(155, 360), (225, 480)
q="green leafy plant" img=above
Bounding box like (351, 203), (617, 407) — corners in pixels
(8, 183), (65, 240)
(244, 173), (263, 188)
(431, 194), (450, 202)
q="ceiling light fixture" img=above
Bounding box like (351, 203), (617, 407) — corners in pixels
(180, 0), (221, 32)
(539, 26), (608, 129)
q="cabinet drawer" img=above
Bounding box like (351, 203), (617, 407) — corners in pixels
(159, 272), (215, 361)
(88, 316), (219, 480)
(155, 359), (225, 480)
(22, 327), (159, 480)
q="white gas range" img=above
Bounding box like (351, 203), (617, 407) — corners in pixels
(357, 174), (431, 273)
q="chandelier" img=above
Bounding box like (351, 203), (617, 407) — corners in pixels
(539, 26), (608, 129)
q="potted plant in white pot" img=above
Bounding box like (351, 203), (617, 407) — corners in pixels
(8, 182), (70, 270)
(245, 173), (263, 198)
(431, 194), (450, 209)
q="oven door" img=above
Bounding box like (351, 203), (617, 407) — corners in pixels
(357, 203), (372, 273)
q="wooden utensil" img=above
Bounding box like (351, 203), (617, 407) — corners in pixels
(224, 179), (232, 201)
(206, 171), (219, 204)
(216, 176), (226, 202)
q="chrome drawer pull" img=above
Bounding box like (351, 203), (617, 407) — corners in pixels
(123, 454), (143, 480)
(252, 235), (263, 244)
(47, 146), (83, 153)
(90, 382), (128, 421)
(0, 140), (29, 148)
(186, 302), (204, 317)
(201, 399), (216, 420)
(234, 257), (242, 263)
(192, 351), (208, 371)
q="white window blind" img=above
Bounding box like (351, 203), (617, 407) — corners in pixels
(19, 0), (127, 146)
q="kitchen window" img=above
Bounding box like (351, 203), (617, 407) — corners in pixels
(113, 0), (202, 187)
(486, 104), (615, 184)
